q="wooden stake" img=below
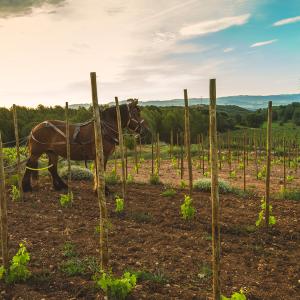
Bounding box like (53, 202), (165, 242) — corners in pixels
(115, 97), (126, 200)
(209, 79), (221, 300)
(184, 89), (193, 196)
(65, 102), (72, 199)
(151, 134), (154, 175)
(243, 132), (246, 191)
(12, 104), (23, 201)
(90, 72), (109, 270)
(0, 132), (9, 269)
(283, 137), (286, 190)
(265, 101), (272, 227)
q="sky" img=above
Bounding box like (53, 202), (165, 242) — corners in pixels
(0, 0), (300, 107)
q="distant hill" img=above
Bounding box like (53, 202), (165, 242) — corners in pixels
(70, 93), (300, 110)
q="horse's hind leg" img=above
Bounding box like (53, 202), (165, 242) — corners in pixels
(22, 154), (40, 192)
(47, 152), (67, 191)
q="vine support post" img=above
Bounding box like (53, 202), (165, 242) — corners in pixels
(283, 137), (286, 190)
(12, 104), (23, 201)
(209, 79), (221, 300)
(0, 132), (9, 269)
(243, 131), (246, 192)
(65, 102), (72, 199)
(151, 134), (154, 175)
(115, 97), (126, 200)
(90, 72), (109, 271)
(184, 89), (193, 196)
(134, 136), (138, 174)
(265, 101), (272, 228)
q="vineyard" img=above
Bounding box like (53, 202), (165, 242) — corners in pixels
(0, 77), (299, 300)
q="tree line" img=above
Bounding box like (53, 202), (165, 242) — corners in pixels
(1, 102), (300, 144)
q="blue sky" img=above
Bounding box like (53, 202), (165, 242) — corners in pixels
(0, 0), (299, 107)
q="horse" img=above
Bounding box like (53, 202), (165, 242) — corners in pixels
(22, 99), (147, 193)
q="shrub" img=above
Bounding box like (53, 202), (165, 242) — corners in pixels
(193, 178), (233, 194)
(59, 165), (93, 181)
(93, 271), (137, 300)
(149, 173), (160, 185)
(105, 169), (120, 185)
(161, 188), (176, 197)
(180, 195), (196, 220)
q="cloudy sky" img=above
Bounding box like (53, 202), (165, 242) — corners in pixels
(0, 0), (300, 107)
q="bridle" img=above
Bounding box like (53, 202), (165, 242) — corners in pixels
(126, 103), (145, 132)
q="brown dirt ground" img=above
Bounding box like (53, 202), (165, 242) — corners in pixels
(0, 175), (299, 300)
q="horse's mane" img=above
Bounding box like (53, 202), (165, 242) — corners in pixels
(101, 104), (128, 123)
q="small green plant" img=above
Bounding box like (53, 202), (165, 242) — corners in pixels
(93, 271), (137, 300)
(197, 263), (212, 279)
(115, 196), (124, 213)
(62, 242), (76, 258)
(105, 169), (120, 185)
(203, 171), (210, 177)
(161, 188), (176, 197)
(221, 289), (247, 300)
(278, 187), (300, 201)
(171, 157), (177, 169)
(60, 165), (93, 181)
(256, 197), (276, 227)
(229, 170), (237, 179)
(59, 192), (73, 208)
(130, 211), (152, 223)
(257, 165), (266, 180)
(180, 180), (187, 189)
(11, 185), (21, 201)
(60, 258), (85, 276)
(238, 162), (244, 170)
(180, 195), (196, 220)
(193, 178), (233, 194)
(286, 175), (294, 183)
(149, 173), (160, 185)
(126, 174), (134, 184)
(132, 269), (168, 284)
(0, 243), (31, 284)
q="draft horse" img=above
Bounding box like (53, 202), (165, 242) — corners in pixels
(22, 99), (146, 193)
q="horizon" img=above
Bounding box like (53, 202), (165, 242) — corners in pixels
(0, 0), (300, 108)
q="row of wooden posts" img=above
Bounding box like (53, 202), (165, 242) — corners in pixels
(0, 75), (274, 299)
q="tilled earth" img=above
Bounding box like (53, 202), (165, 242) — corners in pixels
(0, 179), (299, 300)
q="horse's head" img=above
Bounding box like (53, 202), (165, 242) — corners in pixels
(126, 99), (148, 135)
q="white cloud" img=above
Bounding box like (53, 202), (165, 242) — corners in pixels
(223, 47), (234, 53)
(273, 16), (300, 26)
(250, 39), (278, 47)
(179, 14), (250, 36)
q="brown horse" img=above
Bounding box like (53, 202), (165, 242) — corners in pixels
(22, 99), (147, 192)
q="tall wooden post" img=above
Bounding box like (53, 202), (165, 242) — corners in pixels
(180, 133), (184, 179)
(184, 89), (193, 196)
(283, 137), (286, 190)
(134, 137), (138, 174)
(243, 132), (246, 191)
(115, 97), (126, 200)
(209, 79), (221, 300)
(151, 134), (154, 175)
(227, 131), (231, 173)
(156, 133), (160, 174)
(65, 102), (72, 199)
(90, 72), (109, 270)
(0, 132), (8, 269)
(265, 101), (272, 227)
(170, 129), (173, 158)
(12, 104), (23, 201)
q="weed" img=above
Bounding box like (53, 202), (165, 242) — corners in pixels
(130, 211), (152, 223)
(180, 180), (187, 189)
(278, 187), (300, 201)
(60, 165), (93, 181)
(221, 289), (247, 300)
(59, 192), (73, 208)
(203, 171), (210, 178)
(126, 174), (134, 184)
(60, 258), (85, 276)
(197, 263), (212, 279)
(286, 175), (294, 183)
(132, 269), (168, 284)
(62, 242), (77, 258)
(161, 188), (176, 197)
(229, 170), (237, 179)
(193, 178), (233, 194)
(105, 169), (120, 185)
(149, 173), (160, 185)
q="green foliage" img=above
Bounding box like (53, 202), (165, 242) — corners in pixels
(180, 195), (196, 220)
(59, 192), (73, 208)
(256, 197), (276, 227)
(180, 180), (187, 189)
(105, 169), (120, 185)
(93, 271), (137, 300)
(149, 173), (160, 185)
(229, 170), (237, 179)
(257, 165), (266, 180)
(161, 188), (176, 197)
(130, 211), (152, 223)
(2, 243), (31, 284)
(238, 162), (244, 170)
(11, 185), (21, 201)
(115, 196), (124, 213)
(203, 171), (210, 177)
(171, 156), (177, 169)
(60, 258), (85, 276)
(124, 135), (135, 150)
(126, 174), (134, 184)
(221, 289), (247, 300)
(62, 242), (77, 258)
(193, 178), (233, 194)
(286, 175), (294, 183)
(197, 263), (212, 279)
(60, 165), (93, 181)
(132, 269), (168, 284)
(278, 187), (300, 201)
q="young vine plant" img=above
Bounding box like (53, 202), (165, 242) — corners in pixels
(256, 196), (276, 227)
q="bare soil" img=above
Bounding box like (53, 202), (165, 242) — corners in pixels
(0, 176), (299, 300)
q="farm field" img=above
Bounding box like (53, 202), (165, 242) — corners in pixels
(0, 178), (299, 299)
